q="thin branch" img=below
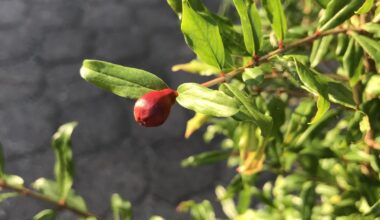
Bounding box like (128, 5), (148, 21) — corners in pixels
(364, 131), (380, 150)
(201, 27), (363, 88)
(0, 180), (101, 220)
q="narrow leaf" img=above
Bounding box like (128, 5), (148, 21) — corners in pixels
(51, 122), (77, 200)
(294, 60), (355, 109)
(310, 96), (330, 124)
(222, 84), (273, 136)
(176, 83), (239, 117)
(111, 194), (132, 220)
(181, 150), (230, 167)
(32, 178), (87, 212)
(342, 38), (363, 86)
(356, 0), (374, 14)
(0, 192), (18, 203)
(300, 182), (317, 220)
(315, 0), (331, 8)
(319, 0), (365, 31)
(215, 185), (238, 219)
(190, 200), (216, 220)
(172, 60), (219, 76)
(185, 113), (208, 138)
(150, 216), (165, 220)
(233, 0), (262, 55)
(242, 67), (264, 86)
(310, 35), (334, 67)
(80, 60), (168, 99)
(181, 0), (225, 70)
(351, 32), (380, 64)
(363, 22), (380, 38)
(33, 209), (56, 220)
(262, 0), (287, 42)
(336, 33), (349, 56)
(167, 0), (182, 15)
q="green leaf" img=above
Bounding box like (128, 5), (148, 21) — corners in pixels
(351, 32), (380, 64)
(167, 0), (182, 15)
(80, 60), (168, 99)
(363, 22), (380, 38)
(336, 33), (349, 56)
(248, 2), (263, 52)
(356, 0), (374, 14)
(176, 83), (239, 117)
(171, 60), (219, 76)
(237, 187), (252, 214)
(310, 35), (334, 67)
(296, 109), (341, 146)
(315, 0), (331, 8)
(32, 178), (87, 212)
(222, 84), (273, 136)
(242, 67), (264, 86)
(0, 192), (18, 203)
(342, 38), (363, 86)
(111, 194), (132, 220)
(181, 0), (225, 70)
(215, 185), (237, 219)
(33, 209), (56, 220)
(319, 0), (365, 31)
(232, 0), (262, 55)
(215, 17), (248, 57)
(185, 113), (208, 138)
(365, 75), (380, 98)
(262, 0), (287, 42)
(294, 60), (328, 96)
(293, 60), (356, 109)
(150, 216), (165, 220)
(310, 96), (330, 124)
(326, 80), (356, 109)
(52, 122), (77, 200)
(181, 150), (230, 167)
(300, 182), (317, 220)
(190, 200), (216, 220)
(284, 100), (315, 144)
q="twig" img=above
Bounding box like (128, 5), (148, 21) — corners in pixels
(0, 180), (101, 220)
(201, 27), (363, 88)
(364, 130), (380, 150)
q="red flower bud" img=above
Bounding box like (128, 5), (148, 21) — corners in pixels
(134, 88), (178, 127)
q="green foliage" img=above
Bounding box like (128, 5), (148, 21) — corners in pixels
(181, 0), (225, 70)
(1, 0), (380, 219)
(176, 83), (240, 117)
(262, 0), (287, 42)
(33, 209), (57, 220)
(232, 0), (262, 55)
(111, 194), (133, 220)
(52, 122), (77, 200)
(80, 60), (168, 99)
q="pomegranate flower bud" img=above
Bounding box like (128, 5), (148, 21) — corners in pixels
(134, 88), (178, 127)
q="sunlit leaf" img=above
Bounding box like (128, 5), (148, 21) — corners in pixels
(181, 0), (225, 70)
(177, 83), (239, 117)
(80, 60), (168, 99)
(33, 209), (56, 220)
(356, 0), (374, 14)
(319, 0), (365, 31)
(172, 60), (219, 76)
(262, 0), (287, 42)
(181, 150), (230, 167)
(51, 122), (77, 200)
(111, 194), (132, 220)
(32, 178), (87, 212)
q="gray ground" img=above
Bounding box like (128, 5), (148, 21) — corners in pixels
(0, 0), (234, 219)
